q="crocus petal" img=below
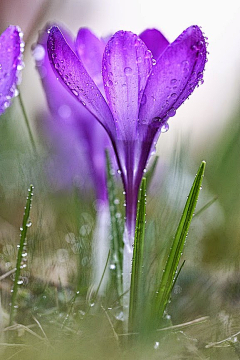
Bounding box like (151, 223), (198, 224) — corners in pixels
(139, 28), (169, 60)
(47, 26), (115, 136)
(33, 24), (78, 117)
(75, 28), (106, 89)
(139, 26), (207, 126)
(102, 31), (152, 140)
(0, 26), (24, 115)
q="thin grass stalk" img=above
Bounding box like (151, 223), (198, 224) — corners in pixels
(105, 150), (124, 298)
(9, 185), (34, 325)
(128, 177), (146, 334)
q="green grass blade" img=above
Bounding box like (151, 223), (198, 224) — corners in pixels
(129, 177), (146, 333)
(10, 184), (34, 325)
(105, 150), (124, 297)
(155, 161), (206, 323)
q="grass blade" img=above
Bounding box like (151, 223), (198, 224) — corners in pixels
(9, 185), (34, 325)
(155, 161), (206, 323)
(129, 177), (146, 333)
(105, 150), (124, 297)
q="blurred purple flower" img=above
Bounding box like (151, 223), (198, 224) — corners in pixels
(33, 25), (112, 202)
(47, 25), (207, 247)
(0, 25), (24, 115)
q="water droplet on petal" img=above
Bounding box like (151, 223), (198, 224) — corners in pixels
(106, 79), (113, 87)
(124, 67), (132, 75)
(72, 89), (79, 96)
(170, 79), (177, 85)
(161, 122), (169, 133)
(167, 108), (176, 117)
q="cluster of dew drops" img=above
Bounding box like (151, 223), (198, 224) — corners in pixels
(10, 185), (34, 300)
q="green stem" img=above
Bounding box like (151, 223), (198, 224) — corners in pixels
(18, 90), (37, 155)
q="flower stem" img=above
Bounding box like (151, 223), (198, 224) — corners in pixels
(18, 89), (38, 155)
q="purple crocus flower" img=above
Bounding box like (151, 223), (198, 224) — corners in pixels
(47, 25), (207, 251)
(0, 25), (24, 115)
(33, 25), (112, 202)
(33, 25), (115, 293)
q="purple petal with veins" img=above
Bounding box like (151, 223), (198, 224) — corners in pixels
(139, 28), (169, 60)
(34, 24), (114, 202)
(139, 26), (207, 127)
(102, 31), (152, 140)
(47, 26), (115, 137)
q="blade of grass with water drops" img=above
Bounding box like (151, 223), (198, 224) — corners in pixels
(105, 150), (124, 298)
(9, 184), (34, 325)
(128, 177), (146, 334)
(154, 161), (206, 324)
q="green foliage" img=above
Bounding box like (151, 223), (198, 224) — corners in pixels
(129, 177), (146, 333)
(105, 150), (124, 298)
(153, 161), (206, 326)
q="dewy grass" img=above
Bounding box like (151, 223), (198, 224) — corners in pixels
(129, 177), (146, 334)
(9, 184), (34, 325)
(105, 150), (124, 299)
(154, 161), (206, 325)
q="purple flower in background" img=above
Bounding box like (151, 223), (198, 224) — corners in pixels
(33, 25), (115, 293)
(0, 25), (24, 115)
(47, 25), (207, 249)
(33, 25), (112, 202)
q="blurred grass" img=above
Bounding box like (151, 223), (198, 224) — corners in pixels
(0, 100), (240, 358)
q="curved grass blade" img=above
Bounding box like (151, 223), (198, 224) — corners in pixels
(129, 177), (146, 333)
(9, 185), (34, 325)
(155, 161), (206, 323)
(105, 150), (124, 297)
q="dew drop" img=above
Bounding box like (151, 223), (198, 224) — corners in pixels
(26, 220), (32, 228)
(161, 122), (169, 133)
(72, 89), (79, 96)
(124, 67), (132, 75)
(170, 79), (177, 85)
(106, 79), (113, 87)
(167, 108), (176, 117)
